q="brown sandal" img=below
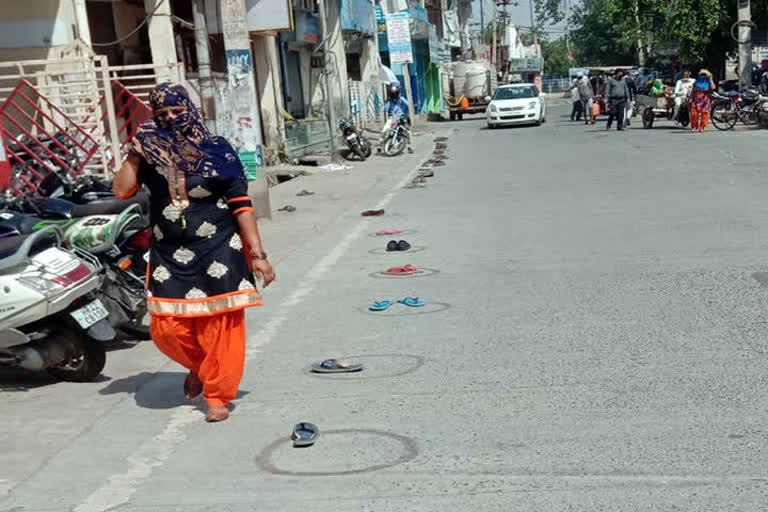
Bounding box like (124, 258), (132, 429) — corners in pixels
(184, 372), (203, 400)
(205, 405), (229, 422)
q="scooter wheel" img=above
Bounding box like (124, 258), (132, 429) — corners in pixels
(47, 330), (106, 382)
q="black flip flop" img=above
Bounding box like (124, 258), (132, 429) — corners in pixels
(296, 189), (315, 196)
(278, 205), (297, 212)
(397, 240), (411, 251)
(292, 422), (319, 447)
(386, 240), (399, 251)
(310, 359), (363, 373)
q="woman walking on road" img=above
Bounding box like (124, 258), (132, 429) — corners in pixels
(690, 69), (716, 132)
(113, 83), (276, 422)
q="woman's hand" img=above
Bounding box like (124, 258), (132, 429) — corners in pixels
(252, 258), (276, 288)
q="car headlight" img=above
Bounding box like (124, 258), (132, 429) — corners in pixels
(489, 104), (497, 113)
(528, 101), (538, 110)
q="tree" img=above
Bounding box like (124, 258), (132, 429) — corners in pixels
(541, 38), (570, 75)
(533, 0), (764, 75)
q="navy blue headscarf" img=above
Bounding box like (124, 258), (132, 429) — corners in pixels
(131, 83), (243, 181)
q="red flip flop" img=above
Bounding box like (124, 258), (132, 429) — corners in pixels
(381, 264), (423, 275)
(376, 229), (404, 236)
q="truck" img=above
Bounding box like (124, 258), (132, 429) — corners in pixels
(445, 60), (498, 120)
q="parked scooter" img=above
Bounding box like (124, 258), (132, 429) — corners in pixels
(0, 228), (111, 381)
(0, 196), (151, 338)
(381, 115), (411, 157)
(338, 117), (372, 160)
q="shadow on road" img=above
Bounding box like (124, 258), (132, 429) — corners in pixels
(99, 371), (249, 410)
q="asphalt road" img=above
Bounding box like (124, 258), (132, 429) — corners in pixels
(3, 108), (768, 511)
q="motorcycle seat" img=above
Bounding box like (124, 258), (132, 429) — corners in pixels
(70, 192), (149, 218)
(0, 231), (58, 270)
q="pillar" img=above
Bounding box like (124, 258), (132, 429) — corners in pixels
(144, 0), (177, 80)
(220, 0), (270, 219)
(72, 0), (92, 46)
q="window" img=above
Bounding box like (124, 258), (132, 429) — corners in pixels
(493, 86), (538, 100)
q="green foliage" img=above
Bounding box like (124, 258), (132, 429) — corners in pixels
(534, 0), (763, 71)
(540, 38), (571, 75)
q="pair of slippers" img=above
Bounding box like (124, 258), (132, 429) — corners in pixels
(381, 264), (423, 275)
(369, 297), (426, 311)
(386, 240), (411, 252)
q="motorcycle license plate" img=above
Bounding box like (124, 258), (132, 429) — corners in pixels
(70, 299), (109, 329)
(346, 133), (357, 140)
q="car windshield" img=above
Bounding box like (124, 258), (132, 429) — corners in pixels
(493, 87), (538, 100)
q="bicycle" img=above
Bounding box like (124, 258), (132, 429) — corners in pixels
(710, 90), (762, 130)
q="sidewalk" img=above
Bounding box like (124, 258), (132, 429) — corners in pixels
(257, 123), (453, 266)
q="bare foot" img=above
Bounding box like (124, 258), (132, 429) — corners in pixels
(205, 405), (229, 422)
(184, 372), (203, 400)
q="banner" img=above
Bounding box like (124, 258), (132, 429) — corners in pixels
(386, 12), (413, 64)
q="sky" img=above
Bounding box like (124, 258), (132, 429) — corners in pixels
(469, 0), (571, 41)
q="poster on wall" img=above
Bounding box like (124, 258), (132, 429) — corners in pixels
(223, 49), (263, 176)
(246, 0), (293, 32)
(386, 12), (413, 64)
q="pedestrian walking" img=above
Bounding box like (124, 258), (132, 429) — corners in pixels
(690, 69), (716, 132)
(113, 83), (276, 423)
(570, 72), (595, 125)
(605, 69), (629, 131)
(570, 78), (583, 121)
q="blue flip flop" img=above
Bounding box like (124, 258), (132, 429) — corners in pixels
(398, 297), (426, 307)
(369, 300), (393, 311)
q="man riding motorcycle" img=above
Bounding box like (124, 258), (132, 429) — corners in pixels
(379, 84), (413, 154)
(673, 70), (695, 123)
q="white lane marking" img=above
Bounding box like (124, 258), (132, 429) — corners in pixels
(73, 408), (197, 512)
(72, 151), (426, 512)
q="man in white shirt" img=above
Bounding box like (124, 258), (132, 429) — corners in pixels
(673, 70), (695, 122)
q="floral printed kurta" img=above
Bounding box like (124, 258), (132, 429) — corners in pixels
(140, 162), (261, 317)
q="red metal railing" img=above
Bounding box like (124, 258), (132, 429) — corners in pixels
(92, 81), (152, 169)
(0, 79), (151, 193)
(0, 80), (100, 193)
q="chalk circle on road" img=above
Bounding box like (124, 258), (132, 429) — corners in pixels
(368, 245), (427, 256)
(256, 428), (418, 477)
(368, 267), (440, 279)
(306, 353), (425, 380)
(359, 301), (451, 317)
(366, 228), (418, 238)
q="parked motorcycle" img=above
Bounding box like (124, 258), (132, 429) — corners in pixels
(382, 115), (410, 157)
(338, 117), (372, 160)
(0, 195), (151, 338)
(0, 228), (111, 381)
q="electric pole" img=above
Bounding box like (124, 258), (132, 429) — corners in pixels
(221, 0), (270, 218)
(316, 0), (340, 158)
(738, 0), (752, 92)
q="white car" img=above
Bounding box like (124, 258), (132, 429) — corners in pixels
(486, 84), (547, 128)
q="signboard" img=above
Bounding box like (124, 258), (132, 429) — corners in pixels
(386, 13), (413, 64)
(245, 0), (293, 32)
(509, 57), (543, 73)
(408, 5), (429, 39)
(295, 12), (318, 43)
(428, 23), (440, 60)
